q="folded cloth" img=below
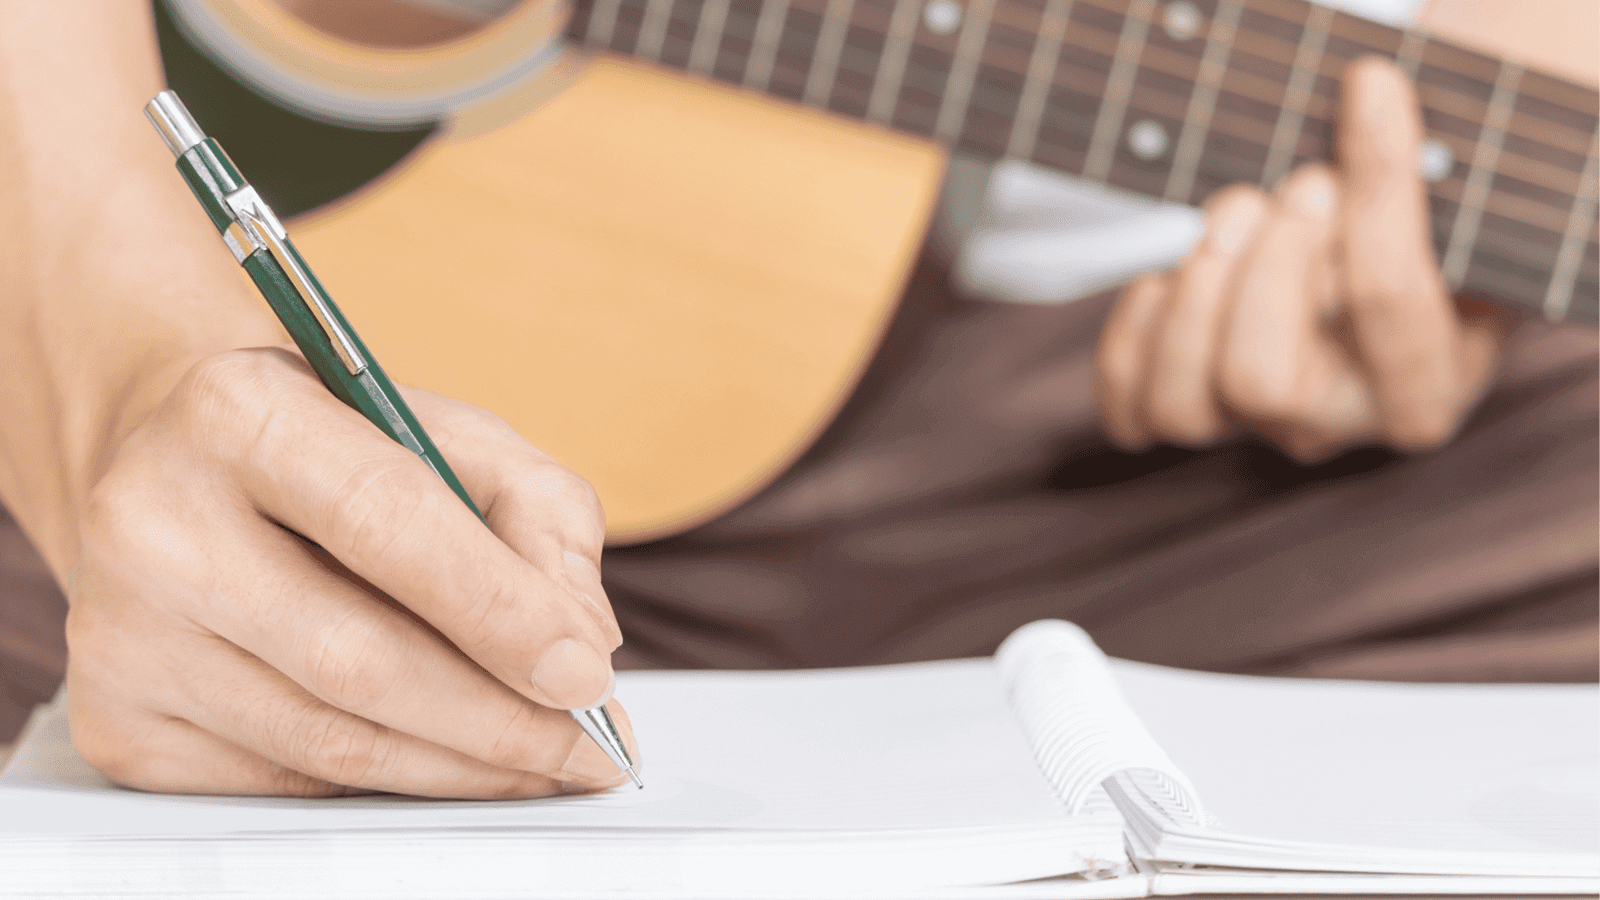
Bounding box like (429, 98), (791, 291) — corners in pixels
(603, 248), (1600, 682)
(0, 506), (66, 744)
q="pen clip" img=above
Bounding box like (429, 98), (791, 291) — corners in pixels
(145, 90), (367, 377)
(225, 187), (368, 376)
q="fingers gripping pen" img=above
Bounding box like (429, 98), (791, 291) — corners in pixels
(144, 90), (641, 791)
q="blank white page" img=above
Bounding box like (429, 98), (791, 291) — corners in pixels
(1109, 660), (1600, 857)
(1, 660), (1098, 839)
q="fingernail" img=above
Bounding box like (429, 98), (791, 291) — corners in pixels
(561, 734), (628, 785)
(532, 639), (615, 709)
(563, 551), (623, 649)
(1208, 194), (1264, 255)
(1285, 169), (1336, 221)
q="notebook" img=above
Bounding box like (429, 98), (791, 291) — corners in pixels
(1, 620), (1595, 898)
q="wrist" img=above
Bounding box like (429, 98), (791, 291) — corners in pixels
(0, 178), (282, 582)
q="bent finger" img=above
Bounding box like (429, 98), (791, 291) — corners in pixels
(1097, 273), (1169, 449)
(202, 517), (632, 789)
(70, 700), (352, 797)
(398, 388), (619, 647)
(174, 636), (624, 798)
(1142, 186), (1269, 444)
(1218, 166), (1358, 436)
(220, 351), (616, 711)
(1337, 57), (1465, 447)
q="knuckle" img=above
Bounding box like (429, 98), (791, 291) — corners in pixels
(172, 350), (283, 436)
(1144, 392), (1218, 445)
(1386, 404), (1457, 451)
(1218, 358), (1300, 424)
(480, 704), (572, 774)
(323, 455), (429, 563)
(305, 612), (400, 713)
(62, 599), (112, 661)
(293, 709), (392, 787)
(515, 464), (606, 548)
(1343, 249), (1442, 318)
(459, 572), (529, 646)
(476, 775), (562, 801)
(70, 708), (141, 787)
(1097, 328), (1140, 390)
(272, 769), (350, 798)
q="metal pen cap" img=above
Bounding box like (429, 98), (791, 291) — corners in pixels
(146, 90), (205, 156)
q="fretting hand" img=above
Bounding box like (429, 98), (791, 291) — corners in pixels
(1096, 58), (1512, 462)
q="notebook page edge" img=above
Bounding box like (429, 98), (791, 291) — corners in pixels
(1106, 661), (1600, 878)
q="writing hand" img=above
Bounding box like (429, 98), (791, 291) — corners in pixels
(1096, 58), (1511, 462)
(66, 347), (635, 797)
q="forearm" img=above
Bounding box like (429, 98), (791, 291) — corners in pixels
(0, 2), (282, 581)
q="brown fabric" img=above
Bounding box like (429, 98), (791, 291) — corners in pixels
(0, 251), (1595, 743)
(603, 250), (1600, 681)
(0, 505), (67, 743)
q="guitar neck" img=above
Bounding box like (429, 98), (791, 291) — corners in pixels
(568, 0), (1600, 325)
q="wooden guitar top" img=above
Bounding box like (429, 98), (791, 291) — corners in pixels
(290, 57), (945, 543)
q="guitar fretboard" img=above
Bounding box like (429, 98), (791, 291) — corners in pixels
(568, 0), (1600, 325)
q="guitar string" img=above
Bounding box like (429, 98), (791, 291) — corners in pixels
(583, 0), (1598, 315)
(1260, 1), (1330, 188)
(743, 0), (795, 89)
(1543, 136), (1600, 320)
(620, 0), (1595, 208)
(639, 14), (1593, 313)
(606, 0), (1596, 172)
(1081, 0), (1156, 183)
(1003, 0), (1075, 159)
(1161, 0), (1240, 203)
(694, 0), (1594, 241)
(600, 0), (1594, 218)
(685, 0), (733, 74)
(866, 0), (927, 123)
(1442, 61), (1524, 286)
(933, 0), (1001, 142)
(599, 0), (1594, 274)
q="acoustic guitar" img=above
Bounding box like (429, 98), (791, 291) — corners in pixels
(159, 0), (1599, 543)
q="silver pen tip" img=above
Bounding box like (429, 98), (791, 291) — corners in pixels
(571, 705), (642, 790)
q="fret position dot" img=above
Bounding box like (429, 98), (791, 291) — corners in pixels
(1128, 120), (1170, 162)
(1417, 137), (1453, 183)
(1163, 1), (1201, 41)
(923, 0), (962, 35)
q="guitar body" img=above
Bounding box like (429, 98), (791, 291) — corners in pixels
(164, 0), (1597, 542)
(289, 56), (944, 542)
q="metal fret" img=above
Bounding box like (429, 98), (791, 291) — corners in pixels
(744, 0), (794, 90)
(584, 0), (625, 47)
(1163, 0), (1241, 203)
(933, 0), (999, 142)
(1004, 0), (1074, 159)
(1261, 3), (1332, 188)
(1082, 0), (1157, 183)
(866, 0), (925, 124)
(1542, 135), (1599, 320)
(686, 0), (732, 75)
(803, 0), (855, 106)
(1441, 62), (1523, 286)
(634, 0), (677, 61)
(1395, 27), (1426, 79)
